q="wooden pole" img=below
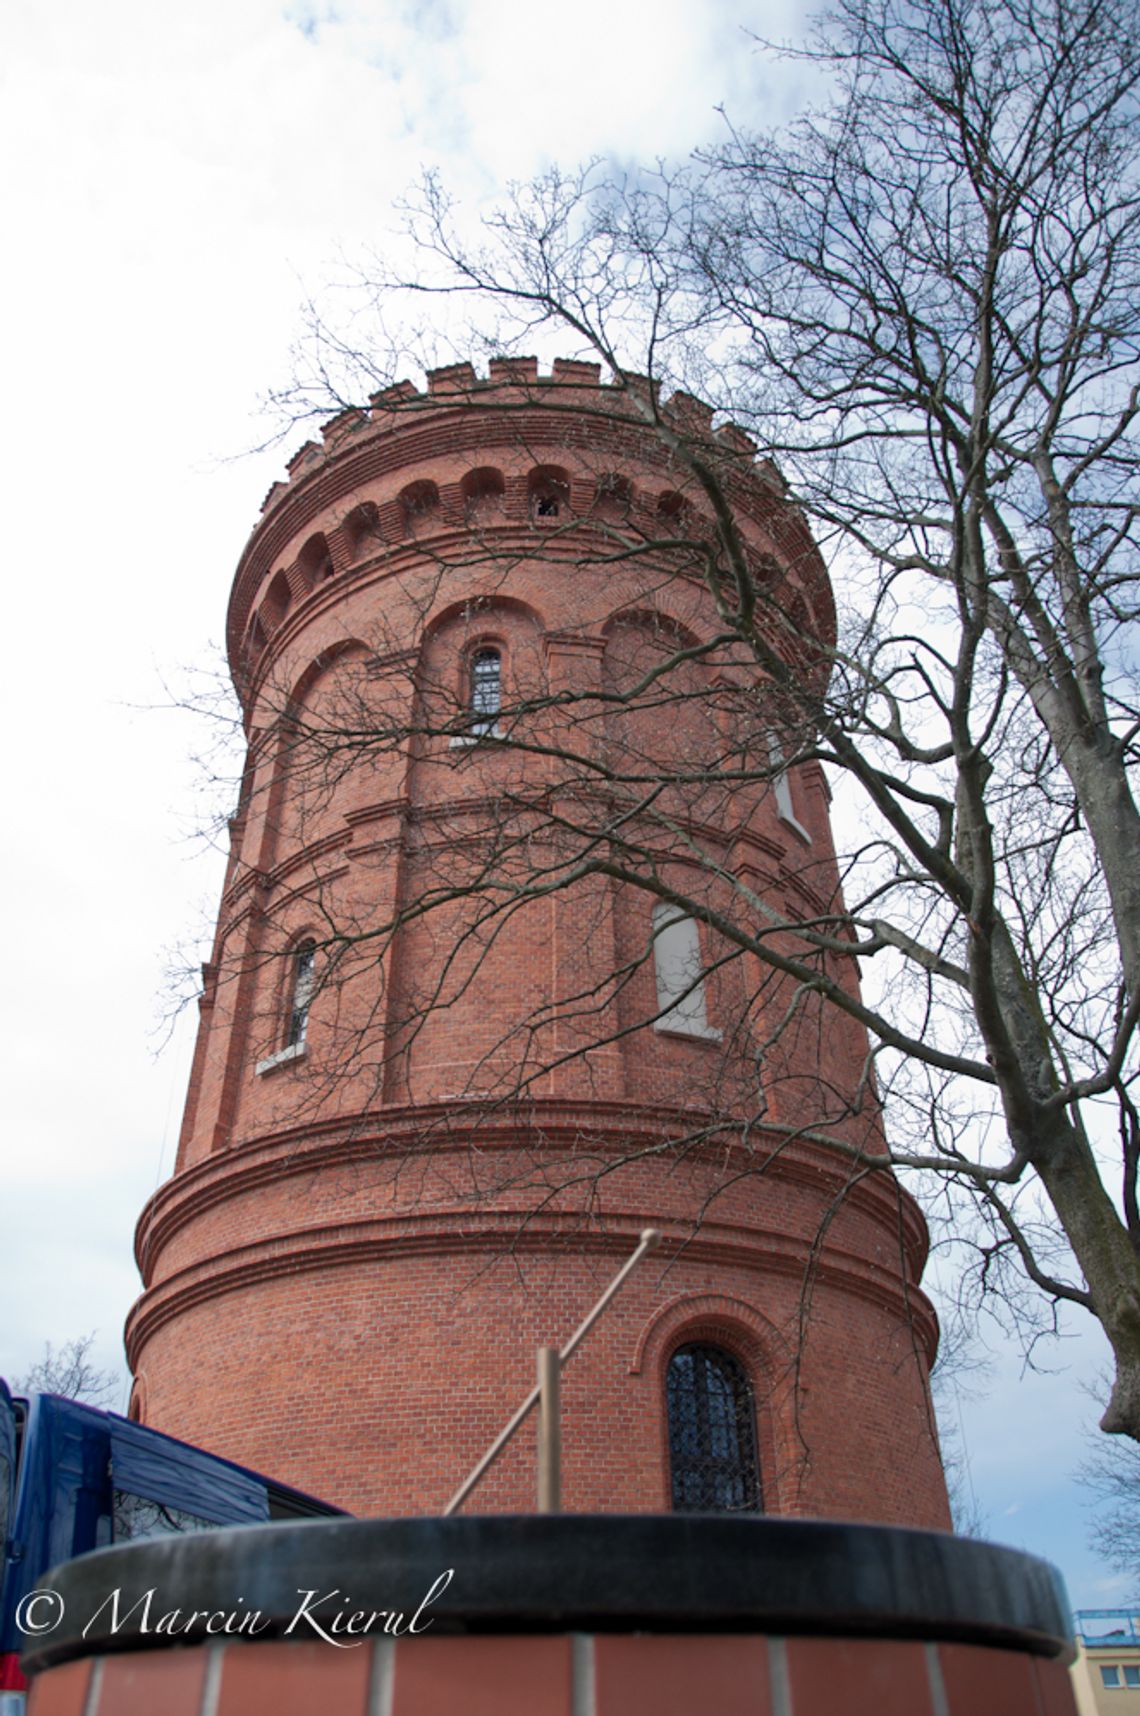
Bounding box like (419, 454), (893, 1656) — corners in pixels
(537, 1345), (562, 1513)
(443, 1228), (661, 1516)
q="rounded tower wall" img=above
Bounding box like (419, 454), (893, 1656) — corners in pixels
(131, 359), (950, 1530)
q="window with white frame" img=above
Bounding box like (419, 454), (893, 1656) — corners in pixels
(768, 734), (811, 843)
(256, 939), (317, 1075)
(652, 904), (719, 1039)
(1099, 1664), (1140, 1688)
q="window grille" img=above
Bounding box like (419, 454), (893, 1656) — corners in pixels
(470, 648), (502, 735)
(667, 1343), (762, 1513)
(287, 942), (316, 1049)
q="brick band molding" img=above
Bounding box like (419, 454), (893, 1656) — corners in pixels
(126, 1223), (938, 1373)
(134, 1101), (930, 1265)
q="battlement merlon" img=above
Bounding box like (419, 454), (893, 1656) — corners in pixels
(256, 358), (771, 514)
(228, 357), (822, 687)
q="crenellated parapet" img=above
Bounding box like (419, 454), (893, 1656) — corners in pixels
(228, 358), (831, 699)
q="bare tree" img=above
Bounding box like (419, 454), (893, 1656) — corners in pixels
(1080, 1433), (1140, 1598)
(14, 1335), (122, 1408)
(930, 1319), (991, 1538)
(216, 0), (1140, 1448)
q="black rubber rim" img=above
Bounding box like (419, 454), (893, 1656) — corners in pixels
(22, 1513), (1074, 1674)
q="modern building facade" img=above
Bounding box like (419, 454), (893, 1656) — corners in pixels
(127, 358), (951, 1527)
(1072, 1613), (1140, 1714)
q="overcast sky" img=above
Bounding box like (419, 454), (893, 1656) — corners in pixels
(0, 0), (1127, 1613)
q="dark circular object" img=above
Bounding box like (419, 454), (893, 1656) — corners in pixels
(22, 1514), (1073, 1675)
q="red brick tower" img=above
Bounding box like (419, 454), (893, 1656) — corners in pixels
(127, 359), (951, 1528)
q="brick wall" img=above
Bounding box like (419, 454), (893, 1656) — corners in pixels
(129, 362), (950, 1528)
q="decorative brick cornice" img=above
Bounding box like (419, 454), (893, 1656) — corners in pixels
(227, 363), (833, 695)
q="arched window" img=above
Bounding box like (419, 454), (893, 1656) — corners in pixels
(528, 466), (570, 522)
(469, 647), (502, 736)
(593, 473), (632, 520)
(461, 466), (506, 520)
(297, 532), (334, 585)
(261, 570), (293, 633)
(287, 941), (316, 1049)
(344, 501), (382, 561)
(243, 612), (267, 673)
(399, 479), (440, 531)
(667, 1344), (762, 1513)
(651, 904), (718, 1039)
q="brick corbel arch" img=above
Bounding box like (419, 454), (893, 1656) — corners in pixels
(629, 1290), (789, 1378)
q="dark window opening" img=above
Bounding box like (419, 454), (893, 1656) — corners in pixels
(527, 465), (569, 522)
(667, 1343), (762, 1513)
(287, 941), (316, 1049)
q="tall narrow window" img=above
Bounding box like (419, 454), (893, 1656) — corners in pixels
(470, 647), (502, 736)
(652, 904), (718, 1038)
(768, 735), (811, 843)
(287, 941), (316, 1049)
(667, 1344), (762, 1513)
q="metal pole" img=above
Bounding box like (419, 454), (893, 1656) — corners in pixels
(443, 1227), (661, 1516)
(537, 1346), (561, 1513)
(557, 1228), (662, 1366)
